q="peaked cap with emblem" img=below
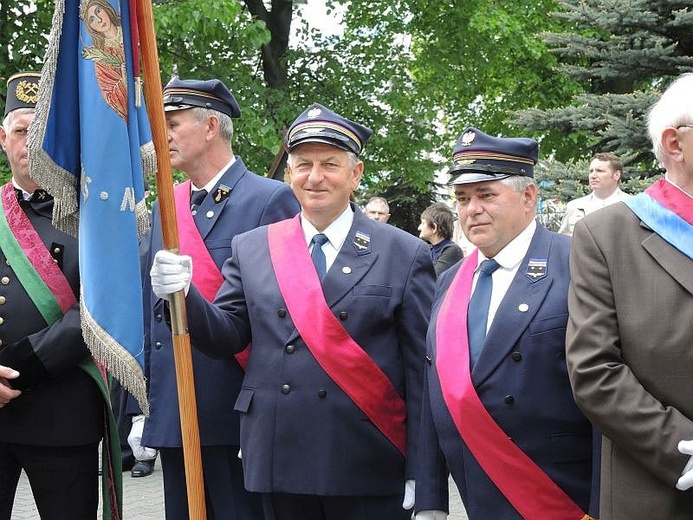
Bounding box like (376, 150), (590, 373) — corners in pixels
(449, 127), (538, 185)
(285, 103), (372, 156)
(163, 77), (241, 119)
(4, 72), (40, 118)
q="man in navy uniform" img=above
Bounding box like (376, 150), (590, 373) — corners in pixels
(139, 77), (299, 519)
(415, 128), (595, 519)
(150, 103), (435, 519)
(0, 72), (113, 518)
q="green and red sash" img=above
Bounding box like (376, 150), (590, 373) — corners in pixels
(174, 181), (250, 369)
(267, 216), (407, 455)
(435, 249), (588, 519)
(0, 183), (122, 520)
(625, 178), (693, 260)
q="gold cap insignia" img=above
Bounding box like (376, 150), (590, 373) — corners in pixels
(307, 107), (322, 119)
(15, 80), (38, 104)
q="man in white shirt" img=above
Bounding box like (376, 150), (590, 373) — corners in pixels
(558, 152), (631, 236)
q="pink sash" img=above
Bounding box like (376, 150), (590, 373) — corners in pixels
(174, 181), (249, 369)
(1, 183), (76, 311)
(267, 216), (407, 455)
(436, 249), (587, 519)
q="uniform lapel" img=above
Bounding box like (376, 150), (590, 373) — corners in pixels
(472, 225), (553, 386)
(641, 221), (693, 296)
(322, 212), (378, 307)
(195, 159), (246, 239)
(283, 208), (377, 345)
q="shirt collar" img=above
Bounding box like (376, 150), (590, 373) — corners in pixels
(477, 219), (536, 272)
(193, 156), (236, 193)
(12, 179), (33, 201)
(301, 204), (354, 251)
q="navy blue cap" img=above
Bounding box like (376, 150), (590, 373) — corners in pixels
(449, 127), (538, 185)
(286, 103), (372, 156)
(163, 77), (241, 119)
(4, 72), (40, 118)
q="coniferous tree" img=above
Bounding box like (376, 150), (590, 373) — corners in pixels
(515, 0), (693, 194)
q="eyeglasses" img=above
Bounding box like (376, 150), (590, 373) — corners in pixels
(677, 125), (693, 130)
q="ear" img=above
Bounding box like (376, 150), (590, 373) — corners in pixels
(0, 127), (7, 151)
(349, 160), (364, 190)
(661, 127), (684, 162)
(205, 114), (220, 141)
(523, 182), (538, 205)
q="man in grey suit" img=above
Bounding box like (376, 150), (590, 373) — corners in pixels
(566, 73), (693, 519)
(149, 103), (435, 519)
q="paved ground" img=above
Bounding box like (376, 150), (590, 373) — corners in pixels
(13, 458), (468, 519)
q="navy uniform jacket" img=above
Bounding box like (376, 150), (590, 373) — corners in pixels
(184, 207), (435, 495)
(141, 159), (299, 447)
(0, 192), (103, 446)
(416, 224), (593, 518)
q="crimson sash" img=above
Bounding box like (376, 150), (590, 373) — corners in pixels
(0, 183), (122, 518)
(173, 181), (249, 369)
(1, 184), (76, 312)
(436, 249), (588, 519)
(267, 216), (407, 455)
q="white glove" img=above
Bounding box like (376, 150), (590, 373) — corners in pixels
(150, 250), (192, 300)
(127, 414), (157, 461)
(676, 440), (693, 490)
(414, 511), (448, 520)
(403, 479), (415, 509)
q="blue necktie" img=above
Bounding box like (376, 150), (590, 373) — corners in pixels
(310, 234), (329, 280)
(467, 259), (500, 367)
(190, 189), (208, 227)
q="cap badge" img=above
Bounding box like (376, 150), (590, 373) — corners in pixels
(526, 259), (547, 280)
(307, 107), (322, 119)
(213, 185), (231, 203)
(353, 231), (371, 251)
(16, 80), (39, 104)
(461, 130), (476, 147)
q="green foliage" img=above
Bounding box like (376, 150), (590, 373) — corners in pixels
(515, 0), (693, 197)
(5, 0), (670, 220)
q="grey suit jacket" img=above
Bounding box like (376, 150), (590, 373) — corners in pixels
(566, 201), (693, 519)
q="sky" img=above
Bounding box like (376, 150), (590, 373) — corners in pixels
(292, 0), (345, 44)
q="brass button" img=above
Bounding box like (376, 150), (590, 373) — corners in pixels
(0, 277), (9, 285)
(0, 317), (5, 325)
(53, 247), (61, 254)
(0, 339), (3, 347)
(0, 296), (6, 304)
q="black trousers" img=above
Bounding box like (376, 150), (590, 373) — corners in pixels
(263, 492), (411, 520)
(0, 441), (99, 520)
(160, 446), (264, 520)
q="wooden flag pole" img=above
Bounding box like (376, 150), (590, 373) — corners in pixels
(135, 1), (207, 518)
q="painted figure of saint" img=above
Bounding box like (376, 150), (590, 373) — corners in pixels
(80, 0), (128, 121)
